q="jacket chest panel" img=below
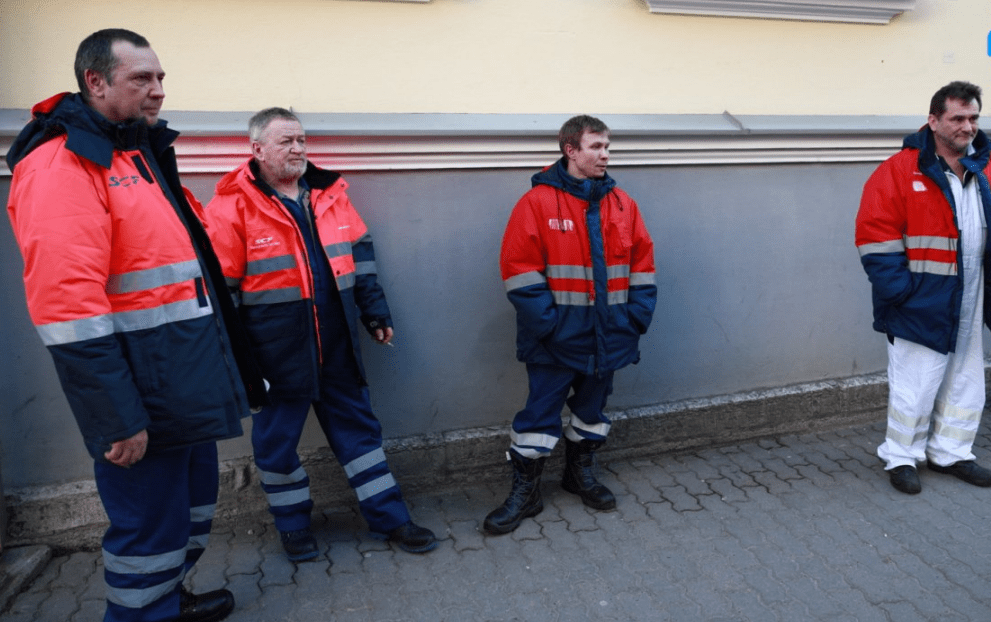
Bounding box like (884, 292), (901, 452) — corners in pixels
(104, 154), (196, 273)
(903, 172), (961, 238)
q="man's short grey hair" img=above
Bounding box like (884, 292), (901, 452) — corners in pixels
(248, 107), (301, 142)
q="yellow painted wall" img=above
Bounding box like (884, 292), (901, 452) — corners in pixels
(1, 0), (988, 115)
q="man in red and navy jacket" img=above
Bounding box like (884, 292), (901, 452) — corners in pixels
(205, 108), (436, 562)
(856, 81), (991, 495)
(6, 29), (264, 622)
(484, 115), (657, 535)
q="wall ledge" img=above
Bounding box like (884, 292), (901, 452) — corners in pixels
(3, 371), (889, 551)
(0, 110), (923, 176)
(642, 0), (915, 24)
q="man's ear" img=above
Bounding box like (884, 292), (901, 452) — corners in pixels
(84, 68), (107, 101)
(563, 142), (577, 161)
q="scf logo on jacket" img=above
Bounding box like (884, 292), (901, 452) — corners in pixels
(251, 236), (280, 250)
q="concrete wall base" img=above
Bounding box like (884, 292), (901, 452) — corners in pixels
(3, 372), (889, 553)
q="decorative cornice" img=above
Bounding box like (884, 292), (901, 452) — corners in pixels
(642, 0), (915, 23)
(0, 111), (923, 177)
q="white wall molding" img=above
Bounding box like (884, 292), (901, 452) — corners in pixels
(0, 111), (923, 176)
(641, 0), (915, 24)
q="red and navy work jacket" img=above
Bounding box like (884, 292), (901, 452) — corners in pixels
(5, 93), (263, 460)
(206, 160), (391, 399)
(856, 127), (991, 354)
(500, 158), (657, 376)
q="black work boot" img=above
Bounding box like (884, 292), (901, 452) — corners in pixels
(483, 451), (546, 535)
(561, 439), (616, 510)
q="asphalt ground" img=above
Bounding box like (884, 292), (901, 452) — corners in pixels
(4, 418), (991, 621)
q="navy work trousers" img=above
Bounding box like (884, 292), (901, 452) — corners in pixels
(96, 442), (218, 622)
(509, 363), (615, 459)
(251, 375), (411, 535)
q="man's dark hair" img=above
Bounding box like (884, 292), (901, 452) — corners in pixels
(559, 115), (610, 155)
(249, 107), (301, 143)
(75, 29), (150, 102)
(930, 81), (983, 117)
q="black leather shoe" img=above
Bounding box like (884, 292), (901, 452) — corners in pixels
(387, 521), (438, 553)
(927, 460), (991, 487)
(888, 465), (921, 494)
(279, 528), (320, 562)
(178, 587), (234, 622)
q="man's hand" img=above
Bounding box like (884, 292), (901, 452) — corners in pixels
(104, 429), (148, 467)
(373, 326), (394, 345)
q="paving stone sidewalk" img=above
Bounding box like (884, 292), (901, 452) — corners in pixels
(4, 419), (991, 622)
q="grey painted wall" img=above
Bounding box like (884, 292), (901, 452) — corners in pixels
(1, 161), (889, 488)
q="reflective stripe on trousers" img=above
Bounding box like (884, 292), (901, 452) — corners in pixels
(251, 382), (410, 534)
(97, 443), (219, 622)
(510, 363), (614, 459)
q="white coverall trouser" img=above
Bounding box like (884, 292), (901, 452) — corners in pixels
(878, 169), (987, 470)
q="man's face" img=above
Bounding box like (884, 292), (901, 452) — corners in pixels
(253, 118), (308, 185)
(88, 41), (165, 125)
(929, 97), (980, 158)
(565, 130), (610, 180)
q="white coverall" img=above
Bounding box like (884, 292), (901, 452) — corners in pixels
(878, 163), (987, 470)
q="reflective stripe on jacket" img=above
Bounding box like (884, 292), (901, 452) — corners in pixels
(206, 159), (391, 398)
(5, 93), (256, 459)
(500, 158), (657, 375)
(856, 126), (991, 354)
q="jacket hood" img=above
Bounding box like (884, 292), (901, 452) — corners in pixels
(902, 125), (991, 172)
(531, 157), (617, 203)
(214, 159), (342, 199)
(5, 92), (177, 172)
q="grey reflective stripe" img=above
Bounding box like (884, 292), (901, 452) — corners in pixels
(106, 260), (202, 295)
(354, 473), (397, 502)
(106, 575), (183, 609)
(323, 242), (352, 259)
(188, 534), (209, 550)
(258, 465), (307, 486)
(189, 503), (215, 523)
(336, 272), (356, 290)
(266, 487), (311, 508)
(629, 272), (656, 286)
(241, 287), (303, 305)
(36, 298), (212, 346)
(112, 298), (213, 334)
(103, 547), (186, 575)
(225, 276), (241, 288)
(354, 260), (377, 276)
(858, 240), (905, 256)
(607, 290), (628, 304)
(246, 254), (297, 276)
(547, 265), (592, 280)
(36, 314), (114, 346)
(909, 260), (957, 276)
(343, 448), (386, 479)
(905, 235), (957, 252)
(504, 271), (547, 292)
(510, 430), (558, 451)
(547, 264), (629, 280)
(568, 416), (612, 438)
(607, 265), (630, 279)
(552, 290), (592, 306)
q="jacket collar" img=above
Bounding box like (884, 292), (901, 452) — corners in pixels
(904, 125), (991, 177)
(531, 157), (616, 203)
(6, 92), (177, 172)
